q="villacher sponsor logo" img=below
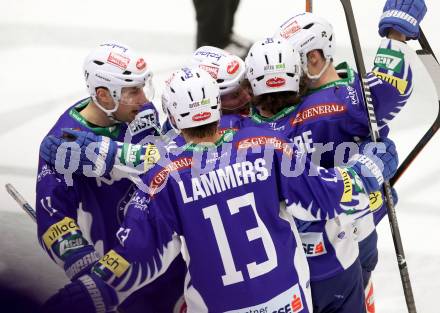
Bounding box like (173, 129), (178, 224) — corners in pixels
(43, 217), (80, 248)
(337, 168), (353, 203)
(291, 103), (346, 125)
(99, 249), (130, 278)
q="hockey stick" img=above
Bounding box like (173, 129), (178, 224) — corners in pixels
(391, 29), (440, 186)
(306, 0), (313, 12)
(5, 183), (36, 222)
(339, 1), (417, 312)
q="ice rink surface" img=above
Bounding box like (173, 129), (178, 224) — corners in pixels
(0, 0), (439, 311)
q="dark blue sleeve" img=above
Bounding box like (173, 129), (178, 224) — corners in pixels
(36, 158), (100, 280)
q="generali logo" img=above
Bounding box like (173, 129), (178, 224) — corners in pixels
(291, 103), (346, 125)
(107, 52), (130, 69)
(192, 111), (211, 122)
(237, 136), (293, 157)
(149, 157), (193, 194)
(266, 77), (286, 88)
(227, 60), (240, 75)
(136, 58), (146, 70)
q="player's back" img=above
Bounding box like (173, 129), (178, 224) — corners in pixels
(146, 127), (311, 312)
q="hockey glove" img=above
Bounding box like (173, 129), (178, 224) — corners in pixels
(348, 137), (398, 195)
(379, 0), (427, 39)
(40, 274), (117, 313)
(40, 129), (117, 177)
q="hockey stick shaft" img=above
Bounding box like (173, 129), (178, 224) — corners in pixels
(306, 0), (313, 12)
(391, 30), (440, 186)
(339, 1), (417, 312)
(5, 183), (37, 222)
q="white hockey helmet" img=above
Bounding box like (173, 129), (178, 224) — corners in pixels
(245, 38), (301, 96)
(191, 46), (245, 96)
(162, 67), (221, 130)
(83, 42), (153, 116)
(273, 12), (335, 79)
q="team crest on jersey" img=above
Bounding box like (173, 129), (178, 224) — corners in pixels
(291, 103), (346, 125)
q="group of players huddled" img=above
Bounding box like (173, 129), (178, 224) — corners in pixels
(35, 0), (427, 312)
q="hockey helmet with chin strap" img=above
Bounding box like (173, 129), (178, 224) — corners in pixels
(83, 42), (153, 119)
(191, 46), (246, 96)
(162, 67), (221, 130)
(273, 12), (335, 80)
(245, 37), (301, 96)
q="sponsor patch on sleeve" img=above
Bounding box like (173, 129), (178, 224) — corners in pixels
(98, 249), (130, 278)
(369, 191), (383, 212)
(374, 48), (404, 73)
(337, 168), (353, 203)
(372, 71), (408, 94)
(43, 217), (80, 249)
(144, 144), (160, 170)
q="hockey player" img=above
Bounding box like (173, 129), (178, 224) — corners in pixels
(271, 1), (426, 311)
(36, 42), (186, 312)
(40, 66), (398, 313)
(161, 45), (251, 135)
(244, 37), (371, 313)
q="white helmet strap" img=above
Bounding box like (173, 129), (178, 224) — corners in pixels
(305, 59), (331, 81)
(92, 94), (121, 123)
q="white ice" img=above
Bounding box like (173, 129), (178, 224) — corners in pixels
(0, 0), (439, 312)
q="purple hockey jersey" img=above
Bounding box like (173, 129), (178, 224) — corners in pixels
(35, 98), (186, 311)
(239, 39), (415, 281)
(87, 127), (372, 312)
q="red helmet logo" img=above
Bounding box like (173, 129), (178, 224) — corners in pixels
(192, 112), (211, 121)
(136, 58), (146, 70)
(227, 60), (240, 74)
(266, 77), (286, 88)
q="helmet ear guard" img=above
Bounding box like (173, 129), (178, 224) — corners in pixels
(273, 12), (335, 80)
(83, 42), (153, 119)
(245, 38), (302, 96)
(162, 67), (221, 131)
